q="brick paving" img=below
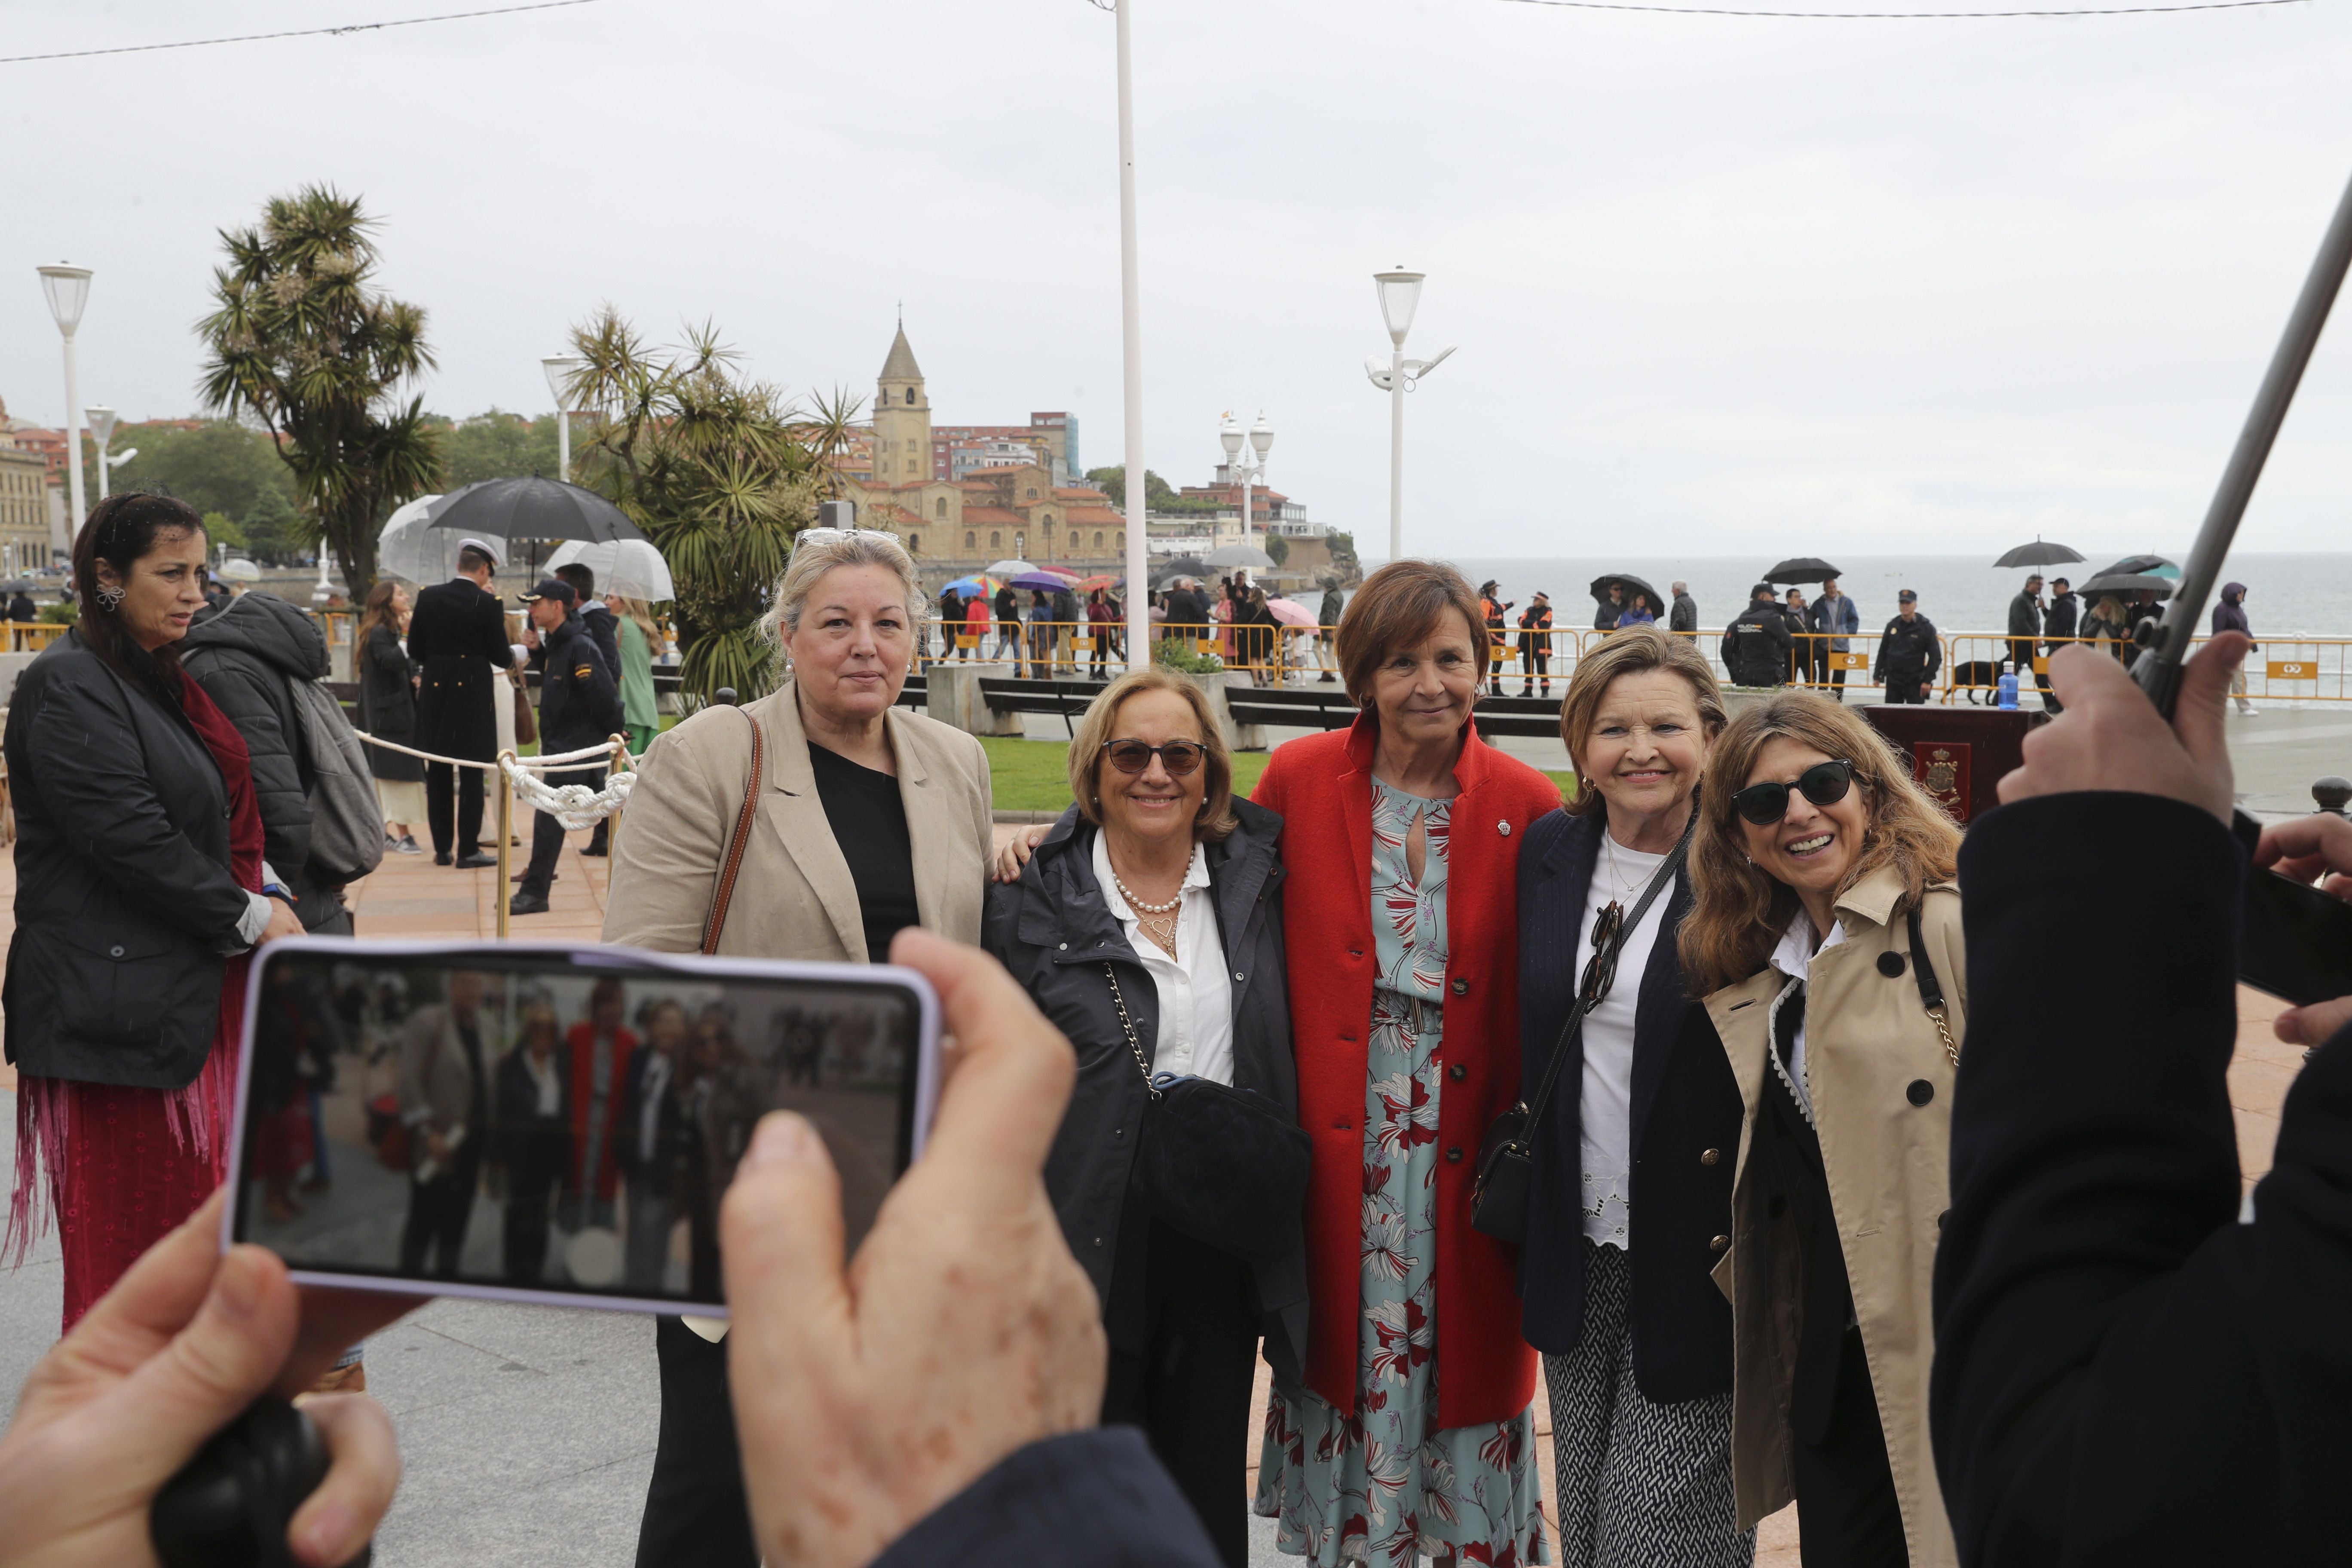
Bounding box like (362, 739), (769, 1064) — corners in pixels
(0, 810), (2322, 1564)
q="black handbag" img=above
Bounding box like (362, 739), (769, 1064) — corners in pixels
(1106, 963), (1311, 1261)
(1470, 829), (1691, 1243)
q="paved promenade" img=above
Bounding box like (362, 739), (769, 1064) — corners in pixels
(1, 703), (2341, 1564)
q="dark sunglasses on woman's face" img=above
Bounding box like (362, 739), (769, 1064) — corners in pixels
(1731, 759), (1858, 826)
(1102, 738), (1207, 777)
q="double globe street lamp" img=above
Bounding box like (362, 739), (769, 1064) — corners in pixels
(1365, 269), (1455, 562)
(542, 354), (590, 484)
(1219, 411), (1274, 548)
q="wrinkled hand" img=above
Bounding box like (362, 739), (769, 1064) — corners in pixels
(0, 1191), (414, 1568)
(723, 928), (1102, 1568)
(1998, 634), (2248, 825)
(2255, 812), (2352, 1048)
(989, 824), (1051, 884)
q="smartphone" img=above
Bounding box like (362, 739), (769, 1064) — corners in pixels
(2240, 867), (2352, 1008)
(224, 937), (940, 1317)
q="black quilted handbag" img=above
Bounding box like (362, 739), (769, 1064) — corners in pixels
(1106, 964), (1311, 1260)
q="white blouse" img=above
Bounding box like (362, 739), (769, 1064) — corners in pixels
(1575, 837), (1669, 1250)
(1093, 832), (1234, 1086)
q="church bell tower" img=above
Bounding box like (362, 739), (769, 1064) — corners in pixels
(873, 322), (932, 485)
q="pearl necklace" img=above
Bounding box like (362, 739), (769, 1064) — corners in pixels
(1110, 865), (1182, 956)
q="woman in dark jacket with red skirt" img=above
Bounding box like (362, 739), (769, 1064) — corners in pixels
(3, 494), (304, 1325)
(1250, 560), (1562, 1567)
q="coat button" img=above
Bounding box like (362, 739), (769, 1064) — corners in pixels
(1498, 820), (1512, 836)
(1700, 1147), (1721, 1166)
(1907, 1078), (1936, 1106)
(1877, 951), (1907, 978)
(1937, 1209), (1950, 1231)
(1445, 1147), (1463, 1164)
(1093, 1237), (1104, 1247)
(1447, 1063), (1466, 1082)
(109, 944), (125, 959)
(1450, 977), (1469, 995)
(1710, 1234), (1730, 1253)
(1234, 972), (1245, 983)
(1057, 942), (1067, 950)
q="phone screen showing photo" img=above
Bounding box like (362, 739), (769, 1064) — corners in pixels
(231, 945), (924, 1305)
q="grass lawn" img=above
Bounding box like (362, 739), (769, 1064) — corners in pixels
(981, 735), (1576, 813)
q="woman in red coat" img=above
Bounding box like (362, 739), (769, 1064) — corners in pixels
(1252, 560), (1562, 1567)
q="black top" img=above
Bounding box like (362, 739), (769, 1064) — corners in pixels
(806, 741), (920, 963)
(407, 577), (515, 761)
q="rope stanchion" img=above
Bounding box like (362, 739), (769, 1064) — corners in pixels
(496, 749), (515, 940)
(604, 732), (630, 857)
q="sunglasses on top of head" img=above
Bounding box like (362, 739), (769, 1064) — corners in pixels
(1730, 759), (1858, 827)
(1102, 738), (1207, 777)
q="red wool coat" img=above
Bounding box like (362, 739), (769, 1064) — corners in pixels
(1253, 713), (1563, 1428)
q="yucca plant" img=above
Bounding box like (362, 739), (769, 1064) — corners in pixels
(562, 309), (824, 707)
(197, 184), (440, 596)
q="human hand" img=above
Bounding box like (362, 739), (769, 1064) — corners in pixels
(423, 1131), (450, 1164)
(1997, 634), (2248, 824)
(989, 824), (1051, 884)
(263, 900), (307, 944)
(722, 928), (1102, 1568)
(0, 1191), (413, 1568)
(2255, 813), (2352, 1047)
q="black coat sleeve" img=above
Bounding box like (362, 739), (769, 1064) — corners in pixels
(868, 1430), (1220, 1568)
(22, 668), (251, 943)
(1932, 793), (2352, 1566)
(187, 650), (312, 891)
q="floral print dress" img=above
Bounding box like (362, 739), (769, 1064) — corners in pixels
(1256, 778), (1551, 1566)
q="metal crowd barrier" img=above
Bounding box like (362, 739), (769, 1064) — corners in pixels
(919, 618), (2352, 707)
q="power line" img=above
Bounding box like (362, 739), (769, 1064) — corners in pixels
(1501, 0), (2308, 16)
(0, 0), (603, 66)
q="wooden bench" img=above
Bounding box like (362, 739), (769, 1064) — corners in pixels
(978, 675), (1114, 737)
(1226, 686), (1565, 740)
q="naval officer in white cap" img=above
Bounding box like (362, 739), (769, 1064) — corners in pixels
(407, 535), (522, 866)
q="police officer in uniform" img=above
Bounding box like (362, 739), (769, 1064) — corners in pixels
(510, 578), (622, 918)
(1874, 588), (1942, 704)
(1721, 582), (1795, 687)
(409, 537), (518, 867)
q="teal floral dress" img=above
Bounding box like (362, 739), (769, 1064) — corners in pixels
(1256, 778), (1551, 1566)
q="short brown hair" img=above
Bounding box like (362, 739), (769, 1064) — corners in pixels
(1678, 692), (1963, 994)
(1556, 626), (1729, 818)
(1336, 560), (1486, 704)
(1066, 667), (1238, 843)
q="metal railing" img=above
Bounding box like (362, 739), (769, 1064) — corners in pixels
(922, 619), (2352, 706)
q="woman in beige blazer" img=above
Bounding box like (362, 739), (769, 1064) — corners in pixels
(1678, 693), (1965, 1568)
(601, 527), (992, 1568)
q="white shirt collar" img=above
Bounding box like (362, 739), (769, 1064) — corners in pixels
(1769, 906), (1847, 983)
(1093, 832), (1210, 922)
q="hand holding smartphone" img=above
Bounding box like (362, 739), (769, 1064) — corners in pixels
(225, 939), (942, 1318)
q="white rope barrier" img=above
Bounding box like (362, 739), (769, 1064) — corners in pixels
(499, 753), (637, 830)
(354, 733), (634, 772)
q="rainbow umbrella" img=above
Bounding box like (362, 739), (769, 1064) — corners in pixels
(942, 574), (1000, 597)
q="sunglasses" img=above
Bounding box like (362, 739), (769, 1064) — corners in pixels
(1102, 738), (1207, 777)
(1580, 902), (1624, 1008)
(1730, 759), (1858, 827)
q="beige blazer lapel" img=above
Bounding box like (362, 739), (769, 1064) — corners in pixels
(886, 707), (955, 937)
(764, 683), (869, 961)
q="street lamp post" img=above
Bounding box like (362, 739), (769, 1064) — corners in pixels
(1366, 269), (1455, 562)
(543, 355), (589, 484)
(1112, 0), (1149, 671)
(1219, 412), (1274, 548)
(37, 264), (92, 536)
(85, 405), (117, 501)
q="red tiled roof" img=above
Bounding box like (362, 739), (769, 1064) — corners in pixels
(1064, 508), (1124, 524)
(1052, 487), (1111, 501)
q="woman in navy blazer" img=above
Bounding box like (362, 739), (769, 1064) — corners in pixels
(1516, 626), (1753, 1566)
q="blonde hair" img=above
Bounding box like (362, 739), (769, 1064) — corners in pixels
(1066, 668), (1237, 844)
(1555, 626), (1727, 819)
(618, 596), (662, 646)
(1678, 692), (1962, 994)
(758, 529), (925, 649)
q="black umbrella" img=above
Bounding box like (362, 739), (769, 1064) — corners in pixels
(1991, 539), (2086, 569)
(1762, 557), (1841, 584)
(1589, 573), (1664, 612)
(1161, 554), (1208, 579)
(2089, 553), (2180, 581)
(426, 477), (646, 545)
(2077, 572), (2176, 600)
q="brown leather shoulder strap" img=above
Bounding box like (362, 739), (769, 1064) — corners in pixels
(699, 707), (766, 954)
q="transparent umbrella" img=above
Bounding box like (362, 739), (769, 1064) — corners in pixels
(545, 539), (674, 602)
(377, 495), (462, 584)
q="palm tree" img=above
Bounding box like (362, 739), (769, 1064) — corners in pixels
(564, 309), (824, 705)
(196, 185), (440, 597)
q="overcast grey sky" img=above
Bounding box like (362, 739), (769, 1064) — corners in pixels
(4, 0), (2350, 557)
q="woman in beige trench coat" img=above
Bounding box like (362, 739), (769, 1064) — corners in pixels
(601, 527), (993, 1568)
(1678, 692), (1965, 1568)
